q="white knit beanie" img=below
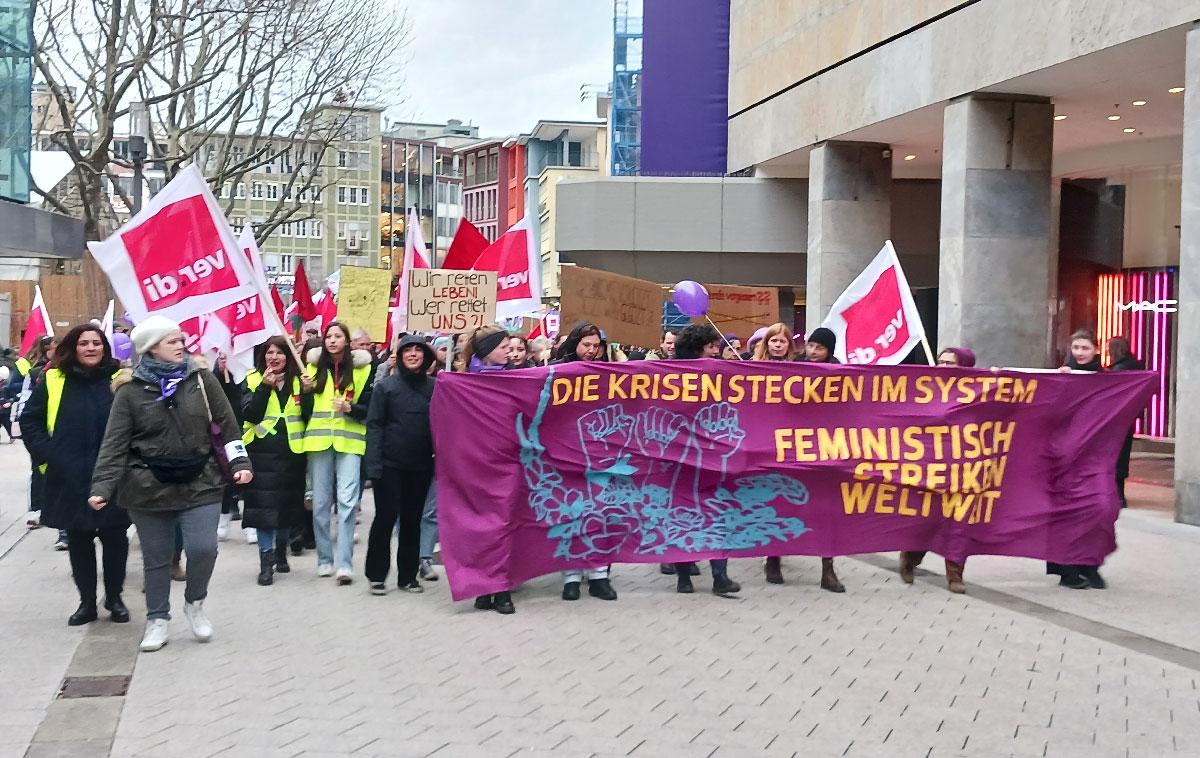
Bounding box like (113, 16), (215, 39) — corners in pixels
(130, 315), (182, 355)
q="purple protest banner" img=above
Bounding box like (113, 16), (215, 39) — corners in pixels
(431, 361), (1156, 600)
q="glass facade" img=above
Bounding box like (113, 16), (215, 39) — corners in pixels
(379, 138), (461, 270)
(0, 0), (33, 203)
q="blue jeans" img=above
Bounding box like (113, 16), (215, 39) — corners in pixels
(308, 449), (360, 572)
(419, 481), (438, 561)
(255, 529), (287, 554)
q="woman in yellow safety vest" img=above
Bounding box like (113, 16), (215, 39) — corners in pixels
(20, 325), (130, 626)
(303, 322), (375, 585)
(241, 336), (315, 586)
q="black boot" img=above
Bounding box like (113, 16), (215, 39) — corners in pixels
(659, 563), (676, 575)
(474, 594), (494, 610)
(712, 572), (741, 597)
(562, 581), (581, 600)
(1083, 566), (1106, 589)
(274, 547), (290, 574)
(1059, 567), (1089, 589)
(588, 578), (618, 601)
(257, 549), (274, 586)
(103, 595), (130, 623)
(676, 572), (694, 594)
(68, 600), (98, 626)
(492, 591), (515, 614)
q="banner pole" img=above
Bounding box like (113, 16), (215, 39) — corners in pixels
(920, 335), (936, 366)
(705, 315), (744, 361)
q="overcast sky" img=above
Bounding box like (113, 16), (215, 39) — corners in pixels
(384, 1), (614, 137)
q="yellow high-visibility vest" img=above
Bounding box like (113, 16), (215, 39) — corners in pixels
(37, 368), (67, 474)
(302, 362), (371, 455)
(15, 357), (31, 376)
(242, 370), (306, 454)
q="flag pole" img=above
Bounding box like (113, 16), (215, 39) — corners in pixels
(920, 335), (936, 366)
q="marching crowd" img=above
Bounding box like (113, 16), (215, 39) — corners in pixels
(1, 315), (1138, 652)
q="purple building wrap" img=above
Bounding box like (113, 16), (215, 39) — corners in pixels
(640, 0), (731, 177)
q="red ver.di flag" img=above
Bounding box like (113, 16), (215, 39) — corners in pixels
(472, 215), (542, 321)
(87, 164), (259, 324)
(822, 241), (924, 365)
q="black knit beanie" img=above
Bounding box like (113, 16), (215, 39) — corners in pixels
(807, 327), (836, 355)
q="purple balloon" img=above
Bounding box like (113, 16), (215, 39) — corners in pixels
(672, 280), (709, 317)
(112, 332), (133, 361)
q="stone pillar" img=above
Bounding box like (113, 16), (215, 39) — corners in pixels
(1175, 23), (1200, 526)
(938, 95), (1055, 367)
(805, 141), (891, 333)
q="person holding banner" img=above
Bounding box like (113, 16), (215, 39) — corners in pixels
(549, 322), (620, 602)
(303, 322), (375, 585)
(670, 323), (742, 597)
(241, 337), (315, 586)
(460, 325), (517, 614)
(19, 325), (130, 626)
(752, 323), (802, 586)
(89, 317), (253, 653)
(898, 346), (978, 594)
(1048, 330), (1107, 590)
(364, 335), (438, 595)
(800, 326), (846, 594)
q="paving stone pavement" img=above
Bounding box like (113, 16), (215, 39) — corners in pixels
(1, 443), (1198, 758)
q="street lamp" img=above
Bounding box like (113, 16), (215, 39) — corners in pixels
(128, 101), (148, 214)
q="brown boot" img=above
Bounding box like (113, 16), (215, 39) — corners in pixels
(764, 556), (784, 584)
(945, 560), (966, 594)
(819, 558), (845, 593)
(898, 551), (921, 584)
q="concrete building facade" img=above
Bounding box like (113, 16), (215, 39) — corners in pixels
(556, 0), (1200, 524)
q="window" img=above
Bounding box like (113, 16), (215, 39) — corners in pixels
(309, 220), (322, 239)
(267, 183), (279, 200)
(280, 222), (291, 237)
(230, 216), (246, 233)
(252, 182), (263, 199)
(359, 186), (370, 205)
(280, 255), (293, 274)
(231, 145), (245, 164)
(338, 151), (347, 168)
(345, 115), (370, 141)
(337, 186), (347, 204)
(336, 221), (346, 240)
(220, 183), (230, 199)
(235, 183), (246, 199)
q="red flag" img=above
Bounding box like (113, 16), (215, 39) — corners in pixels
(471, 215), (541, 320)
(292, 260), (317, 321)
(19, 285), (52, 356)
(314, 288), (338, 329)
(270, 286), (286, 325)
(822, 241), (925, 365)
(87, 164), (259, 324)
(527, 321), (545, 341)
(385, 280), (401, 348)
(442, 218), (490, 270)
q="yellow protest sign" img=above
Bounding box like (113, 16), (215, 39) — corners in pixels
(336, 265), (393, 342)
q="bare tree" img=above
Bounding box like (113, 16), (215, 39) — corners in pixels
(32, 0), (408, 241)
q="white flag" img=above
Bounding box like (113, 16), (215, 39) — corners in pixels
(821, 240), (926, 365)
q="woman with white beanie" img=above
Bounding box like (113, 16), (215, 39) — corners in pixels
(89, 316), (253, 652)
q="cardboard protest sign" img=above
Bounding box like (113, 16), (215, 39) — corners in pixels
(559, 267), (665, 348)
(337, 265), (393, 342)
(701, 284), (779, 338)
(407, 268), (497, 333)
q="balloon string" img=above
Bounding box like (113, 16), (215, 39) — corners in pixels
(705, 315), (744, 361)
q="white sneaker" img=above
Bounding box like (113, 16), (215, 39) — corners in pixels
(216, 512), (231, 541)
(317, 564), (333, 577)
(244, 527), (257, 545)
(139, 619), (170, 652)
(26, 510), (41, 529)
(335, 568), (353, 586)
(183, 601), (213, 642)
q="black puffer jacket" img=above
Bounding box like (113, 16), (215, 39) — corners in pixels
(365, 335), (435, 478)
(20, 364), (131, 531)
(241, 376), (314, 530)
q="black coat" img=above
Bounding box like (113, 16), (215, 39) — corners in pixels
(241, 381), (312, 531)
(20, 366), (131, 531)
(365, 339), (435, 478)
